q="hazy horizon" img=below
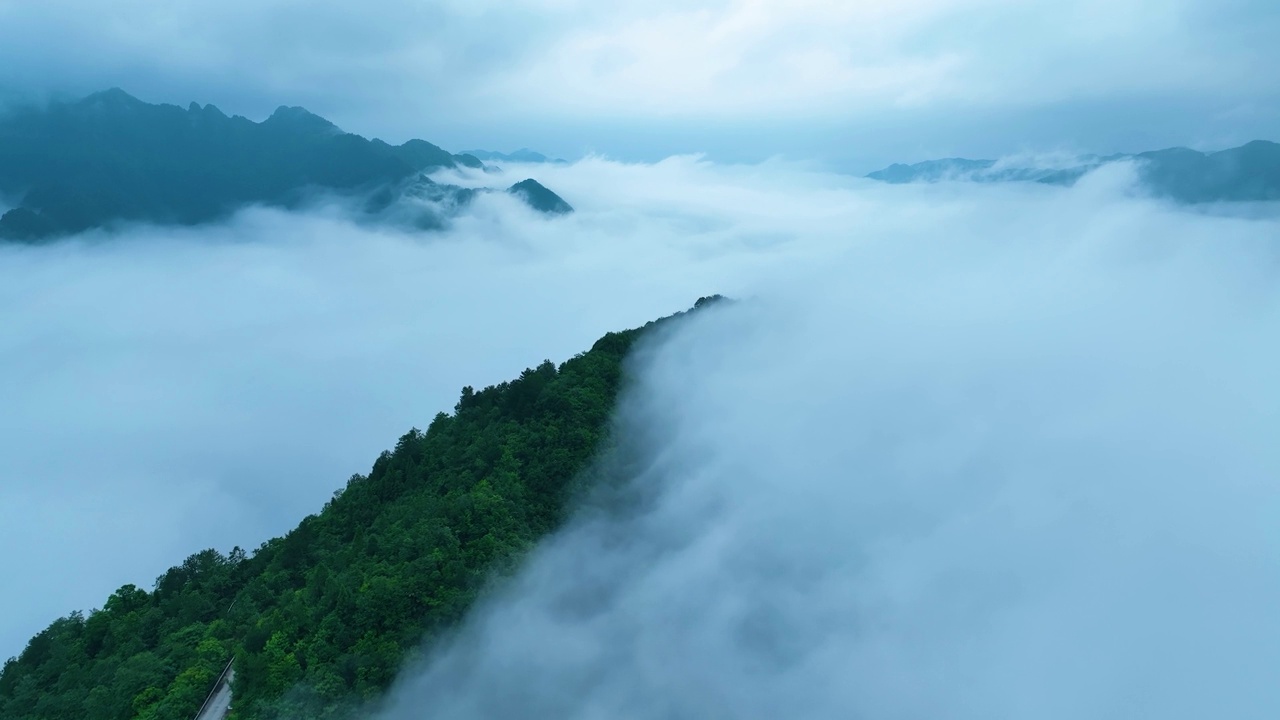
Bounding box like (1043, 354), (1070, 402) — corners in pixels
(2, 0), (1278, 171)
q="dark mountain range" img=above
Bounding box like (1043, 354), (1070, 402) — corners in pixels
(866, 156), (1107, 185)
(866, 140), (1280, 203)
(462, 148), (568, 164)
(0, 89), (570, 241)
(0, 298), (725, 720)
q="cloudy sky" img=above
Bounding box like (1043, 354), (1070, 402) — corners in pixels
(1, 0), (1278, 168)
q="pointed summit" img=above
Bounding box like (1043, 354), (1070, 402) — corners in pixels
(508, 178), (573, 214)
(77, 87), (144, 109)
(263, 105), (340, 136)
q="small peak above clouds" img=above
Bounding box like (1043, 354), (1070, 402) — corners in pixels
(507, 178), (574, 214)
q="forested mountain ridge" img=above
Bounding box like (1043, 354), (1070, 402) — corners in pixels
(866, 139), (1280, 203)
(0, 298), (723, 720)
(0, 88), (570, 241)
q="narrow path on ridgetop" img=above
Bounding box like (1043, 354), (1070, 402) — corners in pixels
(193, 667), (234, 720)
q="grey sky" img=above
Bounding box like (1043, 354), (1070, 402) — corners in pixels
(1, 0), (1278, 169)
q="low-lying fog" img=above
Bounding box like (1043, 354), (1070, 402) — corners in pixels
(4, 159), (1278, 720)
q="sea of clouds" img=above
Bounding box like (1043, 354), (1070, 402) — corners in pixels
(4, 159), (1279, 719)
(385, 161), (1280, 719)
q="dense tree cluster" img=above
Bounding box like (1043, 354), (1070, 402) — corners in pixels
(0, 301), (720, 720)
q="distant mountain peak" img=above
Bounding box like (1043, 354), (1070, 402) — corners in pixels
(0, 89), (575, 241)
(865, 139), (1280, 203)
(87, 87), (137, 101)
(264, 105), (341, 135)
(185, 101), (228, 119)
(77, 87), (145, 109)
(508, 178), (573, 214)
(464, 148), (568, 164)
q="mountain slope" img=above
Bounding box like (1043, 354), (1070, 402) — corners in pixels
(0, 89), (569, 241)
(1134, 140), (1280, 202)
(508, 178), (574, 214)
(0, 299), (722, 720)
(865, 140), (1280, 203)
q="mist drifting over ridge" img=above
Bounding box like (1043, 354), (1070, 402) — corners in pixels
(371, 163), (1280, 719)
(3, 155), (1279, 720)
(2, 0), (1280, 713)
(0, 154), (862, 658)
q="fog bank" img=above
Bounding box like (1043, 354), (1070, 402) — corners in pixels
(376, 163), (1280, 718)
(0, 160), (813, 658)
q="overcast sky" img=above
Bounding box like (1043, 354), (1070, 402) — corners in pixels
(1, 0), (1278, 169)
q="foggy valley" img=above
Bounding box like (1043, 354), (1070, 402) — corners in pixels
(1, 2), (1279, 719)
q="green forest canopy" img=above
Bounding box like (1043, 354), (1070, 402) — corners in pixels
(0, 297), (724, 720)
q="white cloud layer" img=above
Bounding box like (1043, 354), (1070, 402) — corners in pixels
(3, 159), (1280, 720)
(375, 163), (1280, 718)
(0, 164), (771, 659)
(0, 155), (875, 658)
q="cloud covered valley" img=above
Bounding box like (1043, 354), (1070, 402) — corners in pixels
(4, 158), (1280, 718)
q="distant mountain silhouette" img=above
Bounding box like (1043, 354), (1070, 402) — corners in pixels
(0, 89), (571, 241)
(866, 141), (1280, 203)
(463, 148), (568, 164)
(507, 179), (573, 214)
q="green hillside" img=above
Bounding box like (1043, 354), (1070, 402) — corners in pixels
(0, 299), (721, 720)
